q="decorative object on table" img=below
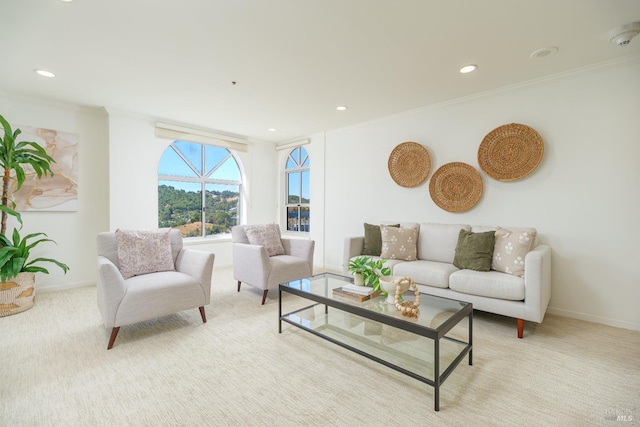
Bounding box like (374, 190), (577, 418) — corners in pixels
(332, 286), (382, 302)
(379, 276), (411, 304)
(388, 141), (431, 188)
(394, 276), (420, 317)
(478, 123), (544, 182)
(0, 115), (69, 317)
(429, 162), (483, 213)
(346, 256), (391, 292)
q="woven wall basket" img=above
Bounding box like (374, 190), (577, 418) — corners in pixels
(429, 162), (483, 213)
(478, 123), (544, 182)
(388, 142), (431, 188)
(0, 272), (36, 317)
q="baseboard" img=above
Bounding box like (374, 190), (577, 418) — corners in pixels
(37, 280), (95, 293)
(546, 306), (640, 332)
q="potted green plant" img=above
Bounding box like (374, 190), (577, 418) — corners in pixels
(0, 115), (69, 317)
(347, 256), (391, 292)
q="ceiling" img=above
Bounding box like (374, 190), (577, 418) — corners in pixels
(1, 0), (639, 143)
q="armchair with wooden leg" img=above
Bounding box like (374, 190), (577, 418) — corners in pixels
(231, 224), (314, 305)
(96, 229), (215, 349)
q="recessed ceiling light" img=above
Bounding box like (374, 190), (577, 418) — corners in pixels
(336, 106), (348, 111)
(530, 46), (559, 59)
(34, 69), (55, 78)
(459, 65), (477, 74)
(60, 0), (73, 2)
(268, 128), (276, 132)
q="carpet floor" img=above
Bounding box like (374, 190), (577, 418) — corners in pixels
(1, 267), (638, 426)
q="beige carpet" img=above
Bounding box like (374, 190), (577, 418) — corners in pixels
(1, 267), (639, 426)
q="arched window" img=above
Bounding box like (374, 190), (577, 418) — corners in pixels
(158, 140), (242, 238)
(285, 146), (310, 233)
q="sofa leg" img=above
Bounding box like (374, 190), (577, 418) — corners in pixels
(107, 327), (120, 350)
(517, 318), (524, 339)
(261, 290), (268, 305)
(237, 281), (241, 292)
(199, 306), (207, 323)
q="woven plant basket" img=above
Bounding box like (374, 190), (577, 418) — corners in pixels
(0, 272), (36, 317)
(388, 142), (431, 188)
(478, 123), (544, 182)
(429, 162), (483, 213)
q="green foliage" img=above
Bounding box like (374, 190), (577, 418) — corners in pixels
(346, 256), (391, 293)
(0, 226), (69, 282)
(0, 115), (57, 235)
(158, 185), (239, 235)
(0, 115), (68, 282)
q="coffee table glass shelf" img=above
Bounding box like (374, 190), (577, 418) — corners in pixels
(279, 273), (473, 411)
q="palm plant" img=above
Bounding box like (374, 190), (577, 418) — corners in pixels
(0, 114), (68, 283)
(0, 114), (56, 234)
(0, 212), (69, 282)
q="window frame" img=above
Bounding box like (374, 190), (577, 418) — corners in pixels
(158, 140), (243, 239)
(284, 146), (310, 234)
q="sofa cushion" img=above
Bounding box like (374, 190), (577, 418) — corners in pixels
(450, 269), (525, 301)
(492, 226), (537, 277)
(362, 223), (399, 256)
(418, 223), (471, 263)
(393, 260), (457, 289)
(453, 229), (496, 271)
(115, 228), (176, 279)
(245, 223), (286, 256)
(380, 225), (418, 261)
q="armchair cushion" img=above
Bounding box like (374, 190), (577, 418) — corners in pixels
(115, 228), (175, 279)
(244, 224), (285, 256)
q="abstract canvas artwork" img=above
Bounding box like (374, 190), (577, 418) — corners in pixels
(13, 126), (79, 212)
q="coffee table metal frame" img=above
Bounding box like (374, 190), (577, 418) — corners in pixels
(279, 273), (473, 411)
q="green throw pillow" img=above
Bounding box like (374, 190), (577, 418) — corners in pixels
(362, 223), (399, 256)
(453, 229), (496, 271)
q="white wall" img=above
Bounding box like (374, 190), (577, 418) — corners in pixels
(314, 58), (640, 330)
(106, 111), (278, 268)
(0, 93), (109, 291)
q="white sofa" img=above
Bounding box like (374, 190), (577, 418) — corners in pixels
(343, 222), (551, 338)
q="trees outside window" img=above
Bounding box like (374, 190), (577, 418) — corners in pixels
(285, 146), (310, 232)
(158, 141), (242, 238)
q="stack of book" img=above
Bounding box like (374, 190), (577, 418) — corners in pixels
(332, 284), (381, 302)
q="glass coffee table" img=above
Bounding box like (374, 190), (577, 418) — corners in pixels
(279, 273), (473, 411)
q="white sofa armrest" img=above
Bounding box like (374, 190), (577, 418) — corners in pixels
(96, 255), (126, 328)
(232, 243), (271, 289)
(342, 236), (364, 274)
(523, 244), (552, 323)
(175, 248), (215, 304)
(282, 238), (315, 269)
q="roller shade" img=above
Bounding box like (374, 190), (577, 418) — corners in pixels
(155, 122), (248, 152)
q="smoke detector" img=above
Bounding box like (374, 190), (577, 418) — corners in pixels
(609, 22), (640, 46)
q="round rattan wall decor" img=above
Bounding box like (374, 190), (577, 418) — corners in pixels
(478, 123), (544, 182)
(388, 142), (431, 188)
(429, 162), (483, 213)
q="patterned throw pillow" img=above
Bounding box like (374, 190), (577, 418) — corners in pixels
(115, 229), (175, 279)
(380, 225), (418, 261)
(245, 224), (286, 257)
(492, 226), (537, 277)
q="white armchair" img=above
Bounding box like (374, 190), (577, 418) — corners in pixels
(96, 229), (215, 349)
(231, 224), (314, 304)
